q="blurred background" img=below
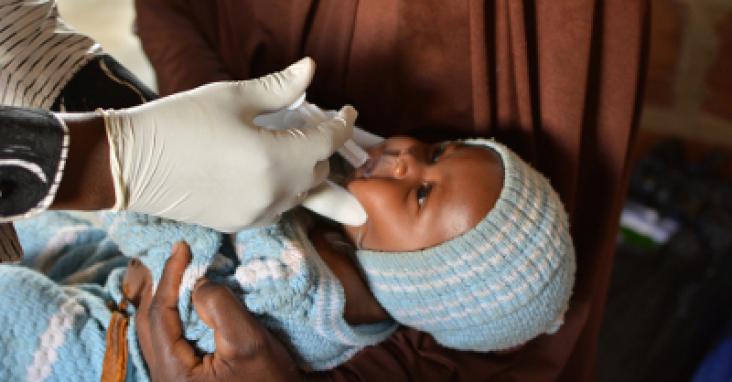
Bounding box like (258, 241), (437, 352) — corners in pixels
(56, 0), (732, 380)
(56, 0), (156, 90)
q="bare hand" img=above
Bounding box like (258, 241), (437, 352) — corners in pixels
(135, 242), (302, 381)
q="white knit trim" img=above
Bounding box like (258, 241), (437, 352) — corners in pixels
(385, 229), (564, 323)
(26, 298), (85, 382)
(39, 224), (91, 262)
(312, 251), (333, 338)
(394, 264), (569, 329)
(311, 255), (360, 347)
(235, 246), (304, 287)
(179, 263), (207, 297)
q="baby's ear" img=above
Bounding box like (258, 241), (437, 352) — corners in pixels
(301, 181), (367, 226)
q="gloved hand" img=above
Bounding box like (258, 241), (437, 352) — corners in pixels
(102, 58), (356, 232)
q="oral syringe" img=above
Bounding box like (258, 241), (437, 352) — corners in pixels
(294, 102), (371, 168)
(255, 96), (382, 226)
(285, 94), (377, 169)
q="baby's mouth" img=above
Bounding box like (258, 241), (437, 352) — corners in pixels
(355, 157), (377, 179)
(352, 143), (396, 180)
(352, 144), (382, 179)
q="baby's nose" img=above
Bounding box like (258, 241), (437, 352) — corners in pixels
(372, 154), (407, 178)
(392, 157), (407, 177)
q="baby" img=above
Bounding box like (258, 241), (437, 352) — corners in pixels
(1, 134), (574, 381)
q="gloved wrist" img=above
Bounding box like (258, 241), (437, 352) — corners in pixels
(99, 108), (129, 211)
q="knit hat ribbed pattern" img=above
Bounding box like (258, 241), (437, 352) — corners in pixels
(356, 138), (575, 351)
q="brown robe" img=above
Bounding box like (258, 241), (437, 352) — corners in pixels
(135, 1), (649, 380)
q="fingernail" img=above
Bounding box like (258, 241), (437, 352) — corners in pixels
(291, 57), (313, 73)
(338, 105), (357, 124)
(333, 116), (347, 127)
(172, 242), (184, 255)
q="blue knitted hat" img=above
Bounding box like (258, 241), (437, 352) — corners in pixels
(355, 138), (575, 351)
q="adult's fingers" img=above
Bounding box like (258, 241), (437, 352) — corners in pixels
(134, 265), (157, 372)
(192, 279), (270, 360)
(301, 181), (368, 226)
(192, 280), (301, 381)
(147, 242), (198, 369)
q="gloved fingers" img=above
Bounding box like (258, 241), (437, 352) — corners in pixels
(147, 242), (199, 369)
(239, 57), (315, 115)
(291, 105), (357, 162)
(301, 181), (368, 226)
(192, 279), (273, 360)
(311, 159), (330, 188)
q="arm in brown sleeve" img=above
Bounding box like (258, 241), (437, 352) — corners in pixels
(134, 0), (233, 94)
(307, 328), (528, 382)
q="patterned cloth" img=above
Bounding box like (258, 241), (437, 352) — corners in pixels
(0, 210), (395, 381)
(0, 0), (149, 264)
(0, 0), (101, 109)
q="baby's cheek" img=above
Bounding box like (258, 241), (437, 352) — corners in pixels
(346, 179), (378, 216)
(347, 179), (412, 250)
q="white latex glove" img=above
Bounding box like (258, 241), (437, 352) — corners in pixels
(102, 57), (356, 232)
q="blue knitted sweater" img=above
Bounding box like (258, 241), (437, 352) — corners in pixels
(1, 211), (396, 381)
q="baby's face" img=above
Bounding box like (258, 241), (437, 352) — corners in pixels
(343, 137), (504, 251)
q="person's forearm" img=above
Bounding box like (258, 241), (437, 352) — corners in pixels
(51, 113), (115, 210)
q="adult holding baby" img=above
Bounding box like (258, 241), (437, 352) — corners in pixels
(133, 0), (649, 381)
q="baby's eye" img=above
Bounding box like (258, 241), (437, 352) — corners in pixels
(430, 142), (449, 163)
(416, 183), (433, 207)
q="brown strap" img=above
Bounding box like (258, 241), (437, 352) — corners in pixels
(101, 311), (129, 382)
(0, 223), (22, 263)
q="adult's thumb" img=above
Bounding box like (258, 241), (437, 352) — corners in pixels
(242, 57), (315, 114)
(192, 279), (269, 359)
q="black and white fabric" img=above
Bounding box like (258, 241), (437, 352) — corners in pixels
(0, 107), (67, 262)
(0, 107), (68, 221)
(0, 0), (101, 109)
(0, 0), (155, 262)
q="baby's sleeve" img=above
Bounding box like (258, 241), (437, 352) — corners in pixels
(232, 215), (397, 370)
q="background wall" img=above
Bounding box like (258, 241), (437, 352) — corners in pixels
(57, 0), (732, 145)
(644, 0), (732, 145)
(57, 0), (156, 91)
